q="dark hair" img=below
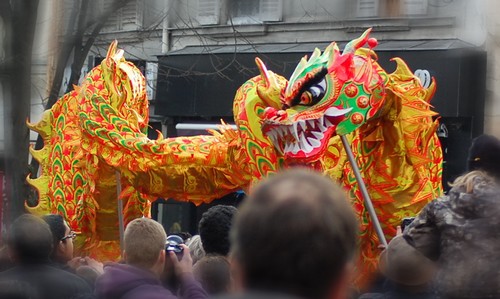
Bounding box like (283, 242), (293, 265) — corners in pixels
(42, 214), (66, 246)
(231, 169), (358, 299)
(172, 232), (192, 242)
(467, 134), (500, 178)
(193, 255), (231, 295)
(199, 205), (237, 256)
(7, 214), (53, 263)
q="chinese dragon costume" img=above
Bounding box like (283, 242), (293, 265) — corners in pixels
(27, 29), (443, 281)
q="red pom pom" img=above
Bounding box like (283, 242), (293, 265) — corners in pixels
(368, 38), (378, 49)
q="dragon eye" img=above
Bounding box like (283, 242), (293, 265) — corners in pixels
(299, 78), (326, 106)
(300, 91), (313, 105)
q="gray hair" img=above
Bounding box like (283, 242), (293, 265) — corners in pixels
(187, 235), (206, 265)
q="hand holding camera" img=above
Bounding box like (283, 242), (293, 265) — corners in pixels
(169, 245), (193, 277)
(165, 235), (193, 277)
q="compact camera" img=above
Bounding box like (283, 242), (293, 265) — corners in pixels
(165, 235), (184, 259)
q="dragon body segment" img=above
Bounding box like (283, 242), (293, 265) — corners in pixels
(28, 30), (443, 279)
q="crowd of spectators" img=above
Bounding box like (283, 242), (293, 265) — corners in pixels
(1, 135), (500, 299)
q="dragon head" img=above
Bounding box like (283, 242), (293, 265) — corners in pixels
(258, 29), (388, 164)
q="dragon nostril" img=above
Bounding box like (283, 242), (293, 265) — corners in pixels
(263, 107), (279, 119)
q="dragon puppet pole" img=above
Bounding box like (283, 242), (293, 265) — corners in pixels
(115, 171), (125, 252)
(340, 135), (388, 247)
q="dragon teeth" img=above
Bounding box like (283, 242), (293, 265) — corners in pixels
(307, 137), (321, 148)
(299, 120), (307, 131)
(307, 119), (316, 129)
(324, 118), (334, 127)
(318, 117), (326, 132)
(275, 142), (284, 155)
(291, 123), (299, 141)
(270, 111), (338, 154)
(299, 133), (313, 153)
(312, 131), (324, 140)
(278, 128), (286, 138)
(268, 131), (277, 140)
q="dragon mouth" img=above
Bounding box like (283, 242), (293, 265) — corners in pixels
(263, 107), (352, 163)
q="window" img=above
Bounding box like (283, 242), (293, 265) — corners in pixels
(357, 0), (379, 18)
(357, 0), (428, 18)
(102, 0), (144, 32)
(197, 0), (220, 26)
(145, 62), (158, 101)
(228, 0), (282, 25)
(232, 0), (260, 18)
(260, 0), (283, 22)
(402, 0), (428, 16)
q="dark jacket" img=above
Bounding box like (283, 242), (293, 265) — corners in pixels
(359, 291), (436, 299)
(0, 263), (93, 299)
(51, 261), (99, 290)
(95, 263), (207, 299)
(215, 292), (303, 299)
(404, 174), (500, 299)
(360, 278), (438, 299)
(359, 284), (438, 299)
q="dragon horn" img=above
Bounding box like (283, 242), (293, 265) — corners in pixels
(255, 57), (278, 88)
(255, 57), (281, 109)
(107, 40), (118, 58)
(342, 28), (372, 55)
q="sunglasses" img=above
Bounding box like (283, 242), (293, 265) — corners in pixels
(61, 232), (77, 241)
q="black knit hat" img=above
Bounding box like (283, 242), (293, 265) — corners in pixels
(467, 134), (500, 178)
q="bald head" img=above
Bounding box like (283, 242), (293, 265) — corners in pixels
(231, 169), (358, 299)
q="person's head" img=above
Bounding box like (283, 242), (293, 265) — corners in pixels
(123, 218), (167, 276)
(231, 169), (358, 299)
(42, 214), (75, 263)
(193, 255), (232, 295)
(467, 134), (500, 178)
(187, 235), (206, 265)
(199, 205), (237, 256)
(449, 170), (494, 194)
(7, 214), (53, 264)
(380, 236), (435, 289)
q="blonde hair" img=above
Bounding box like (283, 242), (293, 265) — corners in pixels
(448, 170), (493, 194)
(124, 218), (166, 269)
